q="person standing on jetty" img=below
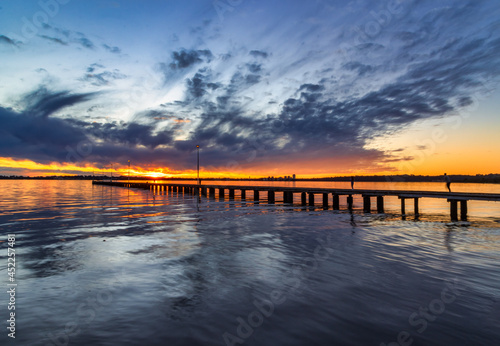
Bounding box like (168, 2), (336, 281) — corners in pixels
(351, 176), (355, 189)
(444, 173), (451, 192)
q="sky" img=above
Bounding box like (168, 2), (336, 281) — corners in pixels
(0, 0), (499, 178)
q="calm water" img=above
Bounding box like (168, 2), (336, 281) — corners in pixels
(1, 180), (500, 345)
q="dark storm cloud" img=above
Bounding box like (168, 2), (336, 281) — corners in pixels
(168, 49), (213, 70)
(185, 70), (221, 99)
(249, 50), (268, 59)
(0, 87), (185, 166)
(82, 121), (176, 149)
(0, 106), (88, 163)
(21, 87), (97, 118)
(186, 73), (208, 98)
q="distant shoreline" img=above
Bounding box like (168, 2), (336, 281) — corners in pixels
(1, 174), (499, 184)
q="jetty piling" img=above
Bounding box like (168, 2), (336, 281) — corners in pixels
(377, 196), (384, 213)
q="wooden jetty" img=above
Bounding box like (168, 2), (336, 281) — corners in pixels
(92, 181), (500, 221)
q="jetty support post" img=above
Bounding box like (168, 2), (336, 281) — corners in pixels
(414, 198), (419, 216)
(219, 188), (225, 200)
(309, 193), (315, 206)
(460, 200), (468, 221)
(268, 190), (275, 204)
(254, 190), (260, 202)
(377, 196), (384, 213)
(363, 195), (371, 213)
(347, 195), (353, 211)
(209, 187), (215, 198)
(301, 192), (307, 206)
(448, 199), (458, 221)
(229, 189), (235, 199)
(332, 194), (340, 210)
(399, 197), (406, 216)
(323, 193), (329, 209)
(283, 191), (292, 204)
(241, 189), (246, 200)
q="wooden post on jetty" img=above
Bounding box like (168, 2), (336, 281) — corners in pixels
(347, 195), (353, 210)
(449, 199), (458, 221)
(241, 190), (246, 200)
(460, 200), (468, 221)
(284, 191), (293, 204)
(301, 192), (306, 206)
(254, 190), (260, 201)
(268, 191), (275, 204)
(363, 196), (371, 213)
(308, 193), (315, 206)
(323, 193), (328, 208)
(377, 196), (384, 213)
(332, 194), (340, 210)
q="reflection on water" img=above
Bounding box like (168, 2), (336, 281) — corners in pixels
(0, 180), (499, 345)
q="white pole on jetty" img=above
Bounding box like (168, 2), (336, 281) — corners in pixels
(196, 145), (200, 185)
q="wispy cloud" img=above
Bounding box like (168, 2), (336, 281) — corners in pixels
(0, 34), (18, 47)
(38, 35), (68, 46)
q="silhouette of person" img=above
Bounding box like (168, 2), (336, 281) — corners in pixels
(444, 173), (451, 192)
(351, 176), (354, 189)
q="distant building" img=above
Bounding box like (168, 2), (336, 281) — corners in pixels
(293, 174), (296, 180)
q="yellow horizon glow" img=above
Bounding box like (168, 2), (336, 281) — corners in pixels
(0, 155), (498, 179)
